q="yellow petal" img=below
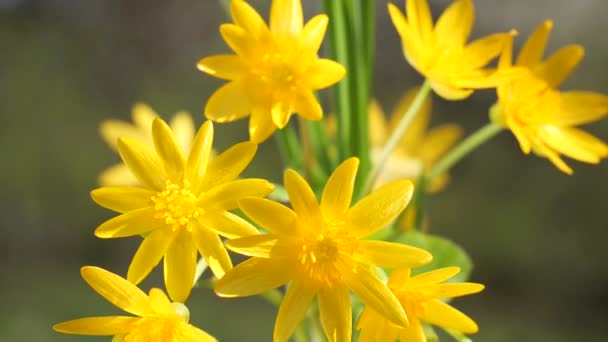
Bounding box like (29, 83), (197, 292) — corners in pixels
(318, 283), (352, 342)
(238, 198), (298, 235)
(434, 0), (474, 46)
(429, 80), (473, 101)
(409, 266), (460, 286)
(424, 282), (485, 299)
(417, 124), (463, 166)
(201, 179), (274, 210)
(465, 32), (514, 69)
(344, 265), (408, 327)
(132, 102), (158, 131)
(306, 59), (346, 90)
(169, 112), (196, 153)
(200, 141), (257, 191)
(152, 118), (186, 182)
(284, 169), (322, 224)
(558, 91), (608, 126)
(91, 187), (153, 213)
(98, 164), (138, 187)
(538, 126), (605, 163)
(294, 90), (322, 121)
(535, 44), (584, 87)
(271, 100), (293, 129)
(227, 234), (298, 258)
(517, 20), (553, 67)
(164, 229), (197, 302)
(117, 137), (166, 191)
(419, 299), (479, 333)
(231, 0), (268, 38)
(198, 210), (259, 239)
(368, 99), (388, 147)
(148, 288), (174, 315)
(180, 324), (219, 342)
(274, 279), (317, 342)
(389, 87), (431, 150)
(357, 240), (432, 268)
(214, 257), (294, 297)
(270, 0), (303, 35)
(249, 107), (277, 143)
(320, 157), (359, 222)
(185, 121), (214, 192)
(81, 266), (152, 316)
(347, 180), (414, 238)
(198, 55), (247, 81)
(94, 207), (162, 239)
(387, 268), (412, 289)
(205, 81), (251, 123)
(219, 23), (254, 57)
(53, 316), (140, 336)
(192, 222), (233, 279)
(398, 318), (425, 342)
(100, 120), (147, 152)
(300, 14), (328, 52)
(406, 0), (433, 43)
(127, 229), (175, 284)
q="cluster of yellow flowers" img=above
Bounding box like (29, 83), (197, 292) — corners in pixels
(54, 0), (608, 341)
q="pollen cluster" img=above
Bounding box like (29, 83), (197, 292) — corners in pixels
(152, 180), (202, 231)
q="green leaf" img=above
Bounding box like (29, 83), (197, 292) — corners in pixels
(396, 230), (473, 283)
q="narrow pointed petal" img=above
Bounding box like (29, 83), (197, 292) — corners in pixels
(418, 124), (463, 165)
(198, 210), (259, 239)
(127, 229), (175, 285)
(348, 180), (414, 238)
(294, 90), (322, 121)
(300, 15), (328, 52)
(192, 223), (233, 279)
(181, 324), (219, 342)
(345, 266), (408, 327)
(318, 284), (352, 342)
(98, 164), (138, 187)
(465, 33), (514, 69)
(409, 267), (461, 286)
(284, 169), (322, 223)
(201, 179), (274, 210)
(231, 0), (268, 38)
(91, 187), (153, 213)
(270, 0), (303, 35)
(399, 318), (425, 342)
(425, 283), (485, 299)
(238, 198), (298, 235)
(430, 81), (473, 100)
(132, 102), (158, 130)
(558, 91), (608, 126)
(387, 268), (412, 288)
(306, 59), (346, 90)
(249, 107), (277, 143)
(321, 158), (358, 222)
(536, 45), (584, 87)
(419, 299), (479, 333)
(94, 207), (162, 239)
(539, 126), (605, 163)
(148, 288), (174, 315)
(152, 118), (186, 182)
(214, 257), (294, 297)
(274, 279), (316, 342)
(198, 55), (248, 81)
(369, 99), (388, 147)
(219, 24), (254, 57)
(100, 120), (147, 152)
(169, 112), (195, 153)
(53, 317), (140, 335)
(271, 100), (292, 129)
(185, 121), (213, 192)
(164, 229), (197, 302)
(200, 141), (257, 191)
(434, 0), (474, 46)
(407, 0), (433, 42)
(227, 234), (298, 258)
(81, 266), (152, 316)
(517, 20), (553, 67)
(390, 87), (431, 148)
(205, 81), (251, 123)
(117, 138), (166, 191)
(357, 240), (432, 268)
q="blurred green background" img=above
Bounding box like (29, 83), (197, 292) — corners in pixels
(1, 0), (607, 341)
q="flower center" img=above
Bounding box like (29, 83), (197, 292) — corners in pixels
(501, 73), (560, 125)
(251, 51), (298, 90)
(152, 180), (202, 232)
(397, 291), (426, 317)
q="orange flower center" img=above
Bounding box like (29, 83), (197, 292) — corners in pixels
(152, 181), (202, 232)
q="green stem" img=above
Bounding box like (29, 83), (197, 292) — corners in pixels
(426, 121), (504, 182)
(362, 80), (432, 194)
(275, 123), (304, 173)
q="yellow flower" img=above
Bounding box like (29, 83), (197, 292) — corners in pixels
(198, 0), (345, 143)
(99, 103), (196, 186)
(493, 20), (608, 174)
(215, 158), (433, 342)
(370, 88), (462, 192)
(53, 266), (217, 342)
(388, 0), (514, 100)
(357, 267), (484, 342)
(91, 118), (273, 302)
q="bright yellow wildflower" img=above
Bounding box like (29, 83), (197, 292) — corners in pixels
(198, 0), (346, 143)
(99, 103), (196, 186)
(388, 0), (515, 100)
(357, 267), (484, 342)
(493, 20), (608, 174)
(370, 88), (462, 191)
(215, 158), (433, 342)
(53, 266), (216, 342)
(91, 118), (273, 302)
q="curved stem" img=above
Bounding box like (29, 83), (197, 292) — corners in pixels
(362, 80), (431, 194)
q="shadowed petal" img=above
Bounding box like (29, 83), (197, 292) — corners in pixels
(249, 107), (277, 143)
(192, 222), (233, 279)
(434, 0), (474, 46)
(204, 81), (251, 123)
(91, 187), (153, 213)
(318, 283), (352, 342)
(558, 91), (608, 126)
(219, 24), (255, 56)
(100, 120), (147, 152)
(294, 90), (322, 121)
(164, 229), (197, 302)
(152, 118), (186, 182)
(169, 112), (195, 153)
(357, 241), (432, 268)
(227, 234), (298, 258)
(198, 55), (248, 81)
(118, 138), (166, 191)
(539, 126), (606, 163)
(535, 44), (584, 88)
(214, 257), (294, 297)
(419, 299), (479, 333)
(198, 210), (259, 239)
(399, 318), (425, 342)
(238, 198), (298, 235)
(201, 179), (274, 210)
(94, 207), (162, 238)
(127, 229), (175, 285)
(321, 158), (358, 222)
(53, 317), (140, 335)
(231, 0), (268, 38)
(98, 164), (138, 187)
(148, 288), (174, 315)
(181, 324), (219, 342)
(274, 279), (317, 342)
(430, 80), (473, 100)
